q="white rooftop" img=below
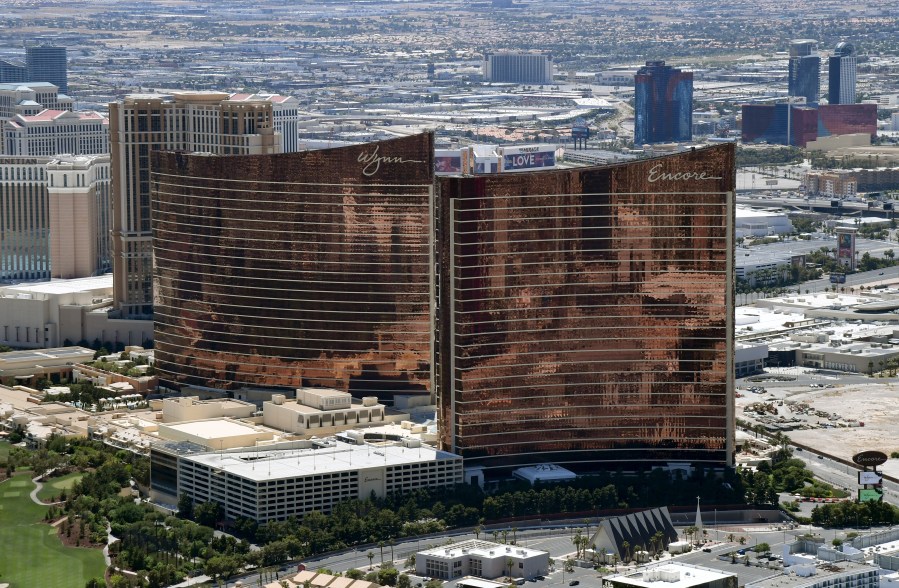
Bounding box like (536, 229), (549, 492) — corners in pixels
(0, 274), (112, 295)
(609, 564), (736, 588)
(180, 438), (458, 482)
(735, 306), (813, 338)
(736, 205), (787, 219)
(513, 463), (577, 483)
(419, 539), (545, 560)
(165, 419), (261, 440)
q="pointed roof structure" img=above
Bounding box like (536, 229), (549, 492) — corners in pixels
(588, 507), (679, 560)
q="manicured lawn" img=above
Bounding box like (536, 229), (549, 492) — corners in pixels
(0, 439), (11, 461)
(0, 473), (106, 587)
(36, 471), (84, 502)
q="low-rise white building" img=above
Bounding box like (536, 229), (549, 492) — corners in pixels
(606, 564), (737, 588)
(161, 396), (256, 423)
(262, 388), (408, 437)
(0, 275), (154, 350)
(150, 434), (462, 522)
(736, 206), (793, 238)
(746, 560), (878, 588)
(415, 540), (548, 581)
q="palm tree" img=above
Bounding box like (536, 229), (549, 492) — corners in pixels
(572, 530), (583, 559)
(367, 552), (375, 570)
(474, 524), (483, 540)
(622, 540), (631, 563)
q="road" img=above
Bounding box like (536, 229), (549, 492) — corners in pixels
(737, 264), (899, 306)
(790, 449), (899, 507)
(736, 193), (894, 218)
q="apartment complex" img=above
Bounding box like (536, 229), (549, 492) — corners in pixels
(109, 91), (293, 318)
(634, 61), (693, 145)
(804, 170), (858, 198)
(436, 144), (735, 472)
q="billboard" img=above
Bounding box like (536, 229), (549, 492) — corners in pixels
(435, 155), (463, 173)
(858, 488), (883, 503)
(501, 146), (556, 172)
(435, 149), (469, 174)
(836, 230), (856, 269)
(859, 471), (883, 485)
(474, 158), (499, 174)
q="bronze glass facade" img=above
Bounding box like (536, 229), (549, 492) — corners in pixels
(151, 134), (434, 399)
(436, 144), (735, 471)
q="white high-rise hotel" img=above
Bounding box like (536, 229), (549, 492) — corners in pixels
(108, 91), (300, 318)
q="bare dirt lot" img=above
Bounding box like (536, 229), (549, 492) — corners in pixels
(737, 380), (899, 478)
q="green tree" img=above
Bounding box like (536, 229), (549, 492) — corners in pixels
(378, 566), (399, 586)
(177, 493), (194, 519)
(193, 500), (221, 528)
(397, 574), (412, 588)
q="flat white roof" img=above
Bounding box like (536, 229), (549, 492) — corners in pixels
(419, 539), (546, 560)
(297, 386), (349, 398)
(610, 564), (735, 588)
(0, 274), (112, 295)
(0, 346), (94, 363)
(165, 419), (261, 439)
(457, 579), (506, 588)
(181, 438), (459, 482)
(513, 463), (577, 483)
(736, 205), (788, 219)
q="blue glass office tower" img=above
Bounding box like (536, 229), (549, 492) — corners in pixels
(828, 42), (857, 105)
(788, 40), (820, 105)
(25, 45), (67, 94)
(634, 61), (693, 145)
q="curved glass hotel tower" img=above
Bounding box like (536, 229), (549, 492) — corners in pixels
(151, 134), (435, 400)
(436, 144), (735, 471)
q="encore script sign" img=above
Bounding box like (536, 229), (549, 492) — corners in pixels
(647, 163), (723, 183)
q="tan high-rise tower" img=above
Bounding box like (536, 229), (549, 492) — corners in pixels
(47, 155), (111, 279)
(109, 91), (284, 319)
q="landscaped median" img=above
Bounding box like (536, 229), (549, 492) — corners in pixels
(0, 472), (106, 587)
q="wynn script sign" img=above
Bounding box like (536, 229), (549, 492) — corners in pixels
(358, 145), (424, 176)
(647, 163), (723, 183)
